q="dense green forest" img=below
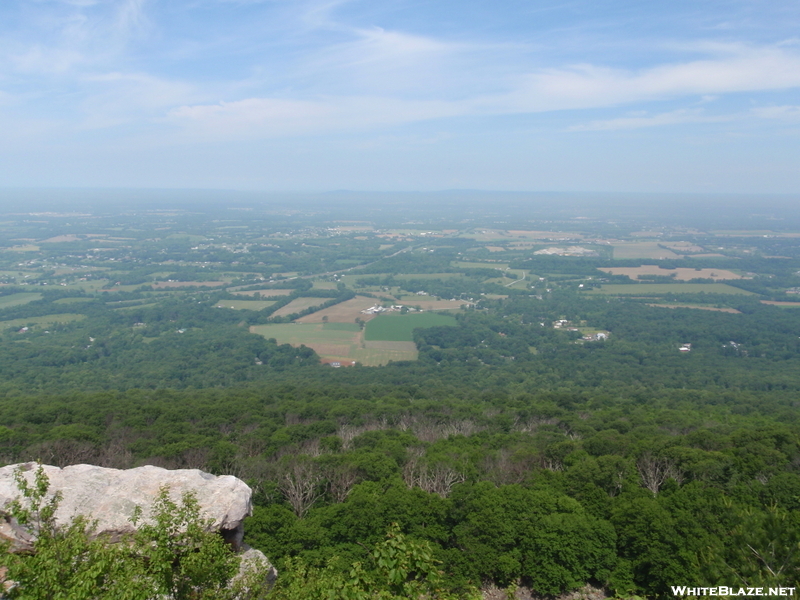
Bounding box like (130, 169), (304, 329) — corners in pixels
(1, 198), (799, 597)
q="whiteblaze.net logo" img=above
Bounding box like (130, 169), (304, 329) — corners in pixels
(672, 587), (796, 597)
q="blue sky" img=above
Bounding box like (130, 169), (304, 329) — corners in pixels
(1, 0), (799, 192)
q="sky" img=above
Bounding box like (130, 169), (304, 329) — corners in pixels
(1, 0), (799, 193)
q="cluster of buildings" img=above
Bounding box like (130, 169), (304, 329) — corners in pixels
(581, 332), (608, 342)
(553, 319), (610, 342)
(360, 304), (418, 315)
(533, 246), (599, 257)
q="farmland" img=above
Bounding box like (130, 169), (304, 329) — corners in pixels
(646, 303), (742, 313)
(249, 321), (409, 366)
(270, 297), (326, 317)
(611, 242), (680, 259)
(230, 289), (294, 297)
(761, 300), (800, 307)
(599, 265), (743, 281)
(251, 311), (457, 364)
(586, 283), (756, 295)
(295, 296), (378, 323)
(150, 281), (228, 289)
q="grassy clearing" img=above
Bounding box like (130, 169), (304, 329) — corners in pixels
(0, 270), (42, 278)
(230, 289), (294, 297)
(761, 301), (800, 308)
(587, 283), (756, 295)
(392, 273), (465, 280)
(311, 281), (339, 290)
(64, 280), (116, 293)
(250, 323), (358, 346)
(452, 261), (509, 270)
(53, 297), (95, 304)
(0, 313), (86, 329)
(323, 322), (360, 331)
(214, 300), (276, 310)
(114, 303), (160, 311)
(364, 312), (457, 342)
(351, 346), (417, 365)
(0, 293), (43, 308)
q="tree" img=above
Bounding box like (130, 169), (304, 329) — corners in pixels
(269, 524), (479, 600)
(277, 460), (323, 518)
(700, 503), (800, 587)
(637, 453), (682, 496)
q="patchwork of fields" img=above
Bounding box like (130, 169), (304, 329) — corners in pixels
(251, 311), (458, 365)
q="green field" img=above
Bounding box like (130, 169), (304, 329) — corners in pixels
(0, 313), (86, 329)
(250, 322), (358, 346)
(364, 312), (457, 341)
(0, 293), (43, 308)
(53, 297), (95, 304)
(397, 272), (464, 279)
(586, 283), (756, 295)
(214, 300), (277, 310)
(311, 280), (339, 290)
(114, 303), (160, 311)
(451, 261), (508, 270)
(321, 322), (360, 331)
(351, 346), (418, 365)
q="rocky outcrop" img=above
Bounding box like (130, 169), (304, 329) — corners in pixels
(0, 463), (250, 549)
(0, 463), (275, 584)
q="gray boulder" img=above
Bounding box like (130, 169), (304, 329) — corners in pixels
(0, 463), (274, 584)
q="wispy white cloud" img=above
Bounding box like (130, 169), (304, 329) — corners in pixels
(9, 45), (85, 74)
(165, 41), (800, 140)
(78, 71), (196, 129)
(567, 109), (732, 131)
(486, 45), (800, 114)
(116, 0), (149, 34)
(752, 105), (800, 121)
(167, 95), (464, 138)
